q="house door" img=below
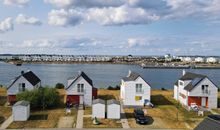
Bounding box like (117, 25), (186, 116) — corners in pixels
(79, 96), (84, 104)
(201, 97), (206, 107)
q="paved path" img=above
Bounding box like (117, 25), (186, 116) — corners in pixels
(76, 109), (84, 128)
(0, 115), (13, 129)
(120, 106), (130, 129)
(57, 116), (75, 128)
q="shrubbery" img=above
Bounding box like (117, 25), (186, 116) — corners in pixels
(107, 85), (120, 90)
(55, 83), (65, 89)
(17, 87), (60, 109)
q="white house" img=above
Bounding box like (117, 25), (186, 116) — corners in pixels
(120, 71), (151, 106)
(7, 71), (41, 104)
(195, 57), (204, 63)
(92, 99), (105, 118)
(206, 57), (217, 63)
(65, 71), (97, 106)
(183, 57), (192, 63)
(174, 71), (218, 110)
(107, 99), (120, 119)
(12, 100), (30, 121)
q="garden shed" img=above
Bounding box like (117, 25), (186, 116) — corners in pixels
(12, 100), (30, 121)
(92, 99), (105, 118)
(107, 99), (121, 119)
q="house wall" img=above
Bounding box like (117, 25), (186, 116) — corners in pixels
(92, 103), (105, 118)
(188, 78), (218, 109)
(174, 85), (178, 100)
(107, 104), (120, 119)
(13, 105), (30, 121)
(7, 76), (39, 95)
(121, 77), (151, 106)
(66, 76), (93, 106)
(177, 80), (189, 106)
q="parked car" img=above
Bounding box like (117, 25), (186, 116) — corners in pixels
(134, 108), (148, 124)
(190, 103), (199, 111)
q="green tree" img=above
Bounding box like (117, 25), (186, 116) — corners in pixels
(55, 83), (65, 89)
(17, 87), (60, 109)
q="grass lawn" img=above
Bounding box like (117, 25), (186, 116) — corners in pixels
(7, 108), (77, 129)
(0, 87), (12, 126)
(83, 117), (122, 128)
(84, 107), (92, 115)
(98, 89), (120, 100)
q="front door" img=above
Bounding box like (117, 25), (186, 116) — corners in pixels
(201, 97), (206, 107)
(79, 96), (84, 104)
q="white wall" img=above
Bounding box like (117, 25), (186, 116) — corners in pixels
(121, 77), (151, 106)
(66, 76), (92, 106)
(174, 85), (178, 100)
(177, 80), (189, 106)
(7, 76), (40, 95)
(13, 105), (30, 121)
(188, 78), (218, 109)
(107, 104), (120, 119)
(92, 103), (105, 118)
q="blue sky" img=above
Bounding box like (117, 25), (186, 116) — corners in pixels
(0, 0), (220, 56)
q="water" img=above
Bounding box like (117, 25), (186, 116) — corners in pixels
(0, 62), (220, 89)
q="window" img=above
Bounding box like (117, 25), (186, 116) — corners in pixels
(202, 85), (209, 94)
(136, 84), (142, 93)
(77, 84), (84, 93)
(18, 83), (25, 92)
(179, 81), (184, 86)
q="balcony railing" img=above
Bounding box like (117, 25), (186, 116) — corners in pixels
(202, 90), (210, 95)
(136, 90), (144, 94)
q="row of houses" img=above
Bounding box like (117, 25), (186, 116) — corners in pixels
(177, 56), (219, 63)
(0, 55), (113, 62)
(6, 69), (218, 111)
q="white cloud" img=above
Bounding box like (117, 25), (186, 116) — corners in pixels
(48, 9), (84, 27)
(16, 14), (42, 25)
(44, 0), (124, 8)
(87, 5), (159, 26)
(3, 0), (29, 6)
(0, 17), (13, 33)
(126, 37), (156, 48)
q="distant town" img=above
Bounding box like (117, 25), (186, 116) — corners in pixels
(0, 54), (220, 68)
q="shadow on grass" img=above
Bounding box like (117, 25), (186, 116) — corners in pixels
(29, 114), (48, 120)
(0, 96), (7, 106)
(97, 95), (116, 100)
(0, 116), (5, 124)
(151, 94), (174, 106)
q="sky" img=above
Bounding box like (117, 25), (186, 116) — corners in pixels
(0, 0), (220, 56)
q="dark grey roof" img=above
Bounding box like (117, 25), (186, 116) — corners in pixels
(7, 71), (41, 90)
(66, 71), (93, 90)
(14, 100), (30, 107)
(107, 99), (120, 105)
(174, 72), (207, 91)
(122, 71), (140, 81)
(93, 99), (105, 105)
(194, 115), (220, 130)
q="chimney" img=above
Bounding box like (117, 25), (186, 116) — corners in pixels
(128, 70), (131, 77)
(21, 71), (24, 75)
(182, 69), (186, 76)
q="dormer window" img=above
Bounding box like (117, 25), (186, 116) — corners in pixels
(179, 81), (184, 86)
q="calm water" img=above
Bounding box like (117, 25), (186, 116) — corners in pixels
(0, 62), (220, 89)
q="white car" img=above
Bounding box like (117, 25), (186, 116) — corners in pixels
(190, 103), (199, 111)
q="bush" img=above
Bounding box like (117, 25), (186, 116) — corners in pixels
(107, 85), (120, 90)
(55, 83), (65, 89)
(17, 87), (60, 109)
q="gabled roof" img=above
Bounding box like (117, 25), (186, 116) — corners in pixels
(65, 71), (93, 90)
(122, 71), (150, 86)
(122, 71), (140, 81)
(174, 72), (206, 90)
(194, 115), (220, 130)
(13, 100), (30, 107)
(7, 71), (41, 90)
(107, 99), (120, 105)
(93, 99), (105, 105)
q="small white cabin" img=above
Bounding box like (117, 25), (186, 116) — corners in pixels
(107, 99), (120, 119)
(92, 99), (105, 118)
(12, 101), (30, 121)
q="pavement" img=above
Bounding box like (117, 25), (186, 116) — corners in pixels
(57, 117), (75, 128)
(0, 115), (13, 129)
(120, 105), (130, 129)
(76, 109), (84, 128)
